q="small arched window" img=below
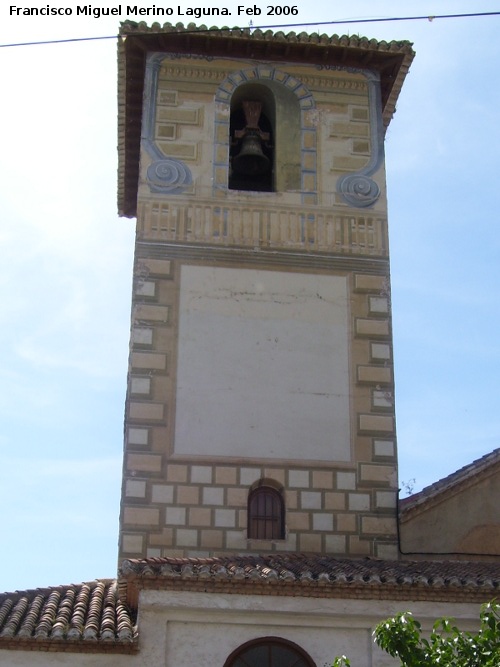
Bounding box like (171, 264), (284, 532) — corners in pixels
(248, 485), (284, 540)
(224, 637), (315, 667)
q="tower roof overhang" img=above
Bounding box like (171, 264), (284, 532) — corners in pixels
(118, 554), (500, 610)
(117, 22), (415, 217)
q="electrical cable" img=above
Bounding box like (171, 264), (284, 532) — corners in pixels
(1, 10), (500, 49)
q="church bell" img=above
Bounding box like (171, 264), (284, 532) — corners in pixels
(232, 100), (271, 176)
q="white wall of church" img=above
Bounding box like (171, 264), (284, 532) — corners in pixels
(135, 589), (482, 667)
(174, 265), (351, 463)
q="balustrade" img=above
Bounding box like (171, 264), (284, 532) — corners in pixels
(137, 198), (387, 256)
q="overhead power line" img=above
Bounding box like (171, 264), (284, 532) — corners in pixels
(1, 11), (500, 49)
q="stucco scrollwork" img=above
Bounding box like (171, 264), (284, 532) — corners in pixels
(143, 53), (193, 195)
(147, 158), (192, 194)
(336, 70), (385, 209)
(337, 173), (380, 208)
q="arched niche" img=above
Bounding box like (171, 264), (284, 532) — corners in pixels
(229, 84), (276, 192)
(214, 67), (316, 197)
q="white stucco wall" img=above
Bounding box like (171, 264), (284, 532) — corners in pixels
(174, 265), (351, 462)
(137, 590), (481, 667)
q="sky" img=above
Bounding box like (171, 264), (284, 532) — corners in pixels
(0, 1), (499, 593)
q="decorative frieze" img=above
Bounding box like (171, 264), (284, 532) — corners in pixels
(138, 198), (388, 255)
(158, 63), (368, 97)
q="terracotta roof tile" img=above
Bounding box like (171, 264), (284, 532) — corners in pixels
(2, 555), (498, 651)
(401, 448), (500, 515)
(119, 554), (500, 603)
(119, 21), (414, 53)
(0, 580), (137, 653)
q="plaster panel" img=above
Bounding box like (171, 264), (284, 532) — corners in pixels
(174, 266), (351, 462)
(164, 618), (371, 667)
(140, 591), (484, 667)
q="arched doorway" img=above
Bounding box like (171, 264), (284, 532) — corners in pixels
(224, 636), (316, 667)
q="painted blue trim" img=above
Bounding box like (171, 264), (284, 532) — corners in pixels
(143, 53), (193, 194)
(335, 70), (384, 208)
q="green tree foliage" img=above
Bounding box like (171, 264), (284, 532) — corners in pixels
(332, 601), (500, 667)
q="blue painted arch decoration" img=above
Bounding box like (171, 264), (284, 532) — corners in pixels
(213, 66), (317, 202)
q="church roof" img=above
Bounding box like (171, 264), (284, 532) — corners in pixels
(119, 553), (500, 607)
(2, 555), (498, 652)
(400, 447), (500, 519)
(0, 580), (137, 653)
(117, 22), (415, 217)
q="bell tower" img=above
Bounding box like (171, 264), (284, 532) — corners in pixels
(117, 23), (414, 562)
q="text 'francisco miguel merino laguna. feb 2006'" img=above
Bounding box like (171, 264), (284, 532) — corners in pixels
(9, 4), (298, 18)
